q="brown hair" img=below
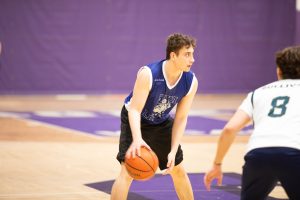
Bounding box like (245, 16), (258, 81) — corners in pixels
(276, 45), (300, 79)
(166, 33), (196, 60)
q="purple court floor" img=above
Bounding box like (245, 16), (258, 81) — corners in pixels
(86, 173), (284, 200)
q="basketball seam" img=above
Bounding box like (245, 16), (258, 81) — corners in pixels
(125, 162), (152, 172)
(149, 151), (157, 171)
(137, 154), (155, 172)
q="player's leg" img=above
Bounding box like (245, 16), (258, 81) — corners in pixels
(276, 148), (300, 200)
(111, 106), (134, 200)
(110, 163), (133, 200)
(241, 148), (278, 200)
(169, 163), (194, 200)
(142, 118), (194, 199)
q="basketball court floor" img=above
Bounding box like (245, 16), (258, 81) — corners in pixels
(0, 94), (288, 200)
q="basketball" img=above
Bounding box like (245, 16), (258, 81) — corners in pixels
(125, 147), (159, 180)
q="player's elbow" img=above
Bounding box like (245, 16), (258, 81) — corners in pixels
(128, 107), (142, 115)
(221, 125), (238, 137)
(175, 115), (188, 125)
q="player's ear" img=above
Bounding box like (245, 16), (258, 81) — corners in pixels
(170, 52), (176, 60)
(276, 67), (283, 80)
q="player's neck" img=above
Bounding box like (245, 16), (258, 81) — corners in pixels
(165, 60), (182, 79)
(276, 67), (283, 80)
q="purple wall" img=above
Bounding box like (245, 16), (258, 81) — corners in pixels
(0, 0), (296, 94)
(296, 6), (300, 44)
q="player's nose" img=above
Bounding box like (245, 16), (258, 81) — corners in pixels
(190, 56), (195, 63)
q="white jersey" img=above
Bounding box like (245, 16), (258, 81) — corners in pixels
(239, 79), (300, 152)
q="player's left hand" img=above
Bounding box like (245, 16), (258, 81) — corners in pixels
(163, 151), (176, 175)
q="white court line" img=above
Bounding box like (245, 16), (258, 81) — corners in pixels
(104, 110), (122, 117)
(34, 110), (97, 118)
(55, 94), (87, 101)
(0, 112), (30, 118)
(94, 130), (120, 136)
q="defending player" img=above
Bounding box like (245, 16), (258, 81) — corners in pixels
(204, 45), (300, 199)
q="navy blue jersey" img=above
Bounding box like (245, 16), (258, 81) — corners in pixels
(125, 60), (195, 124)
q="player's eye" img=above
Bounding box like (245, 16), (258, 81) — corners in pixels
(185, 53), (190, 57)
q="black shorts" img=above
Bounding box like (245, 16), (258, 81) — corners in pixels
(116, 106), (183, 170)
(241, 147), (300, 200)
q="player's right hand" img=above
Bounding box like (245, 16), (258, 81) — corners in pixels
(125, 139), (151, 159)
(203, 165), (223, 191)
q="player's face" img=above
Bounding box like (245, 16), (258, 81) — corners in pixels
(173, 46), (195, 72)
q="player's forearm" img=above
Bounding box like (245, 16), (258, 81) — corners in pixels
(128, 109), (142, 141)
(170, 117), (188, 152)
(213, 110), (250, 165)
(213, 128), (236, 165)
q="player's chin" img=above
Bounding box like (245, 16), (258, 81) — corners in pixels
(184, 66), (192, 72)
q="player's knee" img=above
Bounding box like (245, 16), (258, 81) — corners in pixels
(120, 164), (134, 182)
(170, 164), (186, 178)
(123, 173), (134, 183)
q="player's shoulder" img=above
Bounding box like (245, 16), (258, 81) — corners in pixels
(252, 80), (280, 93)
(137, 66), (151, 79)
(257, 79), (300, 91)
(142, 59), (165, 78)
(146, 59), (165, 68)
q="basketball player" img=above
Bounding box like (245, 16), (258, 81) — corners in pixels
(204, 45), (300, 200)
(110, 33), (198, 200)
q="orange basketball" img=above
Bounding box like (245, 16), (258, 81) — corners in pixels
(125, 147), (159, 180)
